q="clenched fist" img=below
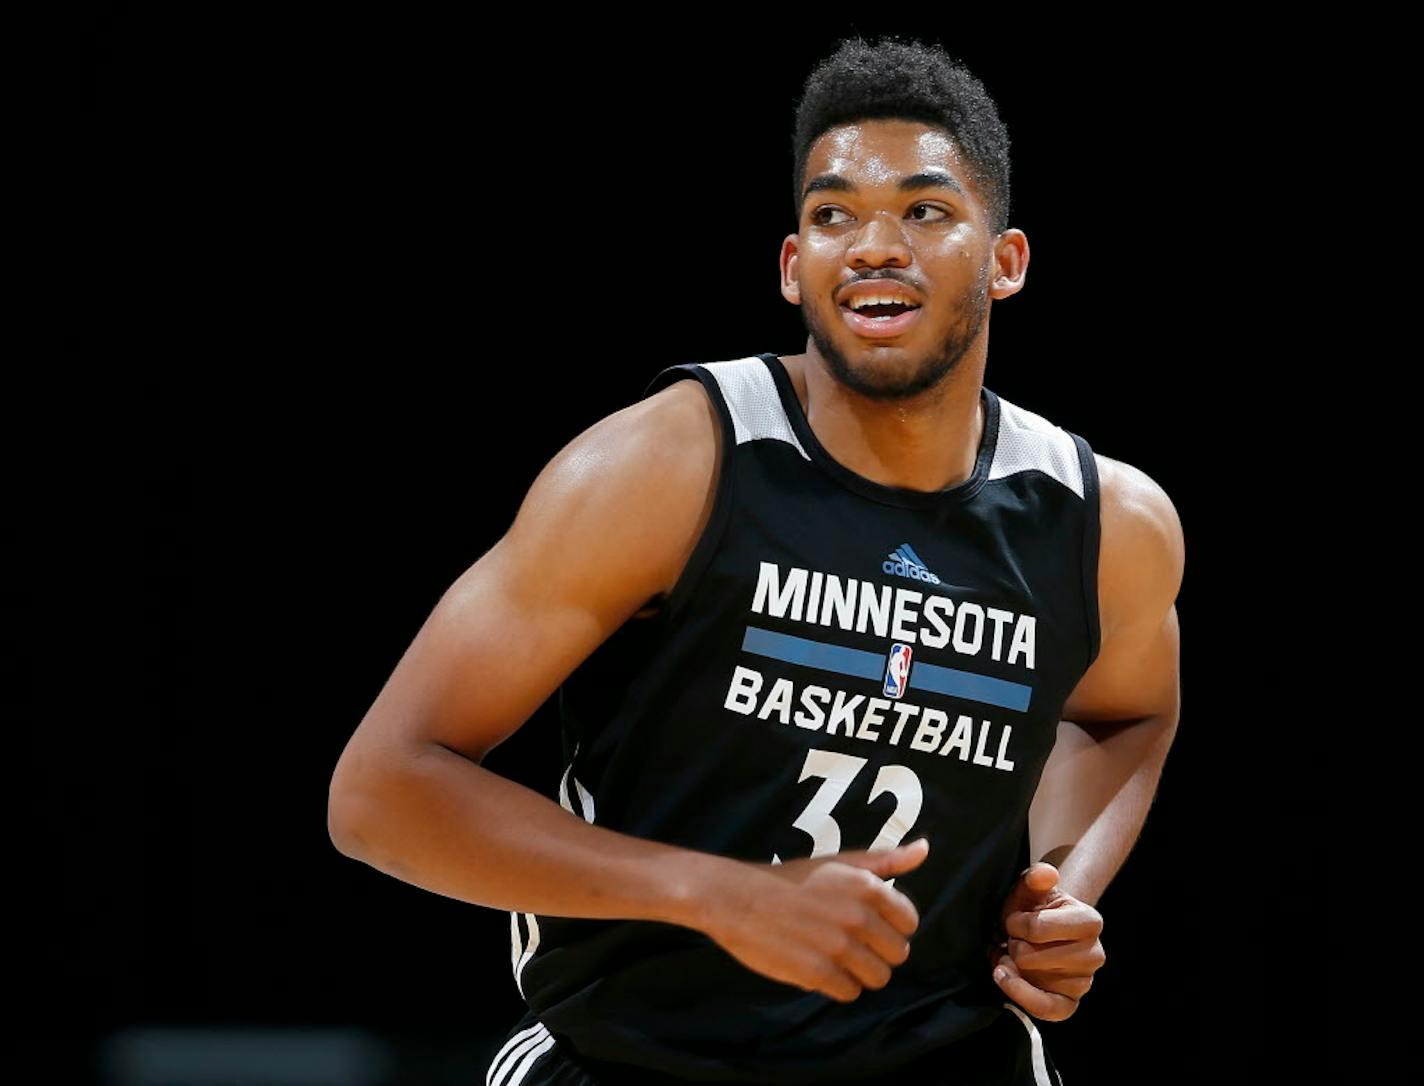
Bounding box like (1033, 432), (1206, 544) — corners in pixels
(699, 838), (930, 1003)
(989, 861), (1105, 1022)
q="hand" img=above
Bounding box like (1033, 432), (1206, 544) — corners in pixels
(699, 838), (929, 1003)
(988, 861), (1105, 1022)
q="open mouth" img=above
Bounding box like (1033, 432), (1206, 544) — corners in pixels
(847, 302), (917, 319)
(839, 300), (923, 338)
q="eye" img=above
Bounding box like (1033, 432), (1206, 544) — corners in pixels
(809, 203), (951, 226)
(909, 203), (951, 222)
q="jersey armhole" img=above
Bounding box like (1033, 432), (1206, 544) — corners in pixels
(1070, 431), (1103, 671)
(639, 363), (736, 628)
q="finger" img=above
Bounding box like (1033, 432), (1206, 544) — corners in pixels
(1004, 902), (1103, 943)
(839, 838), (929, 878)
(870, 877), (921, 938)
(999, 865), (1064, 924)
(1008, 936), (1106, 975)
(992, 949), (1080, 1023)
(1017, 968), (1095, 1001)
(1018, 862), (1060, 891)
(813, 957), (866, 1003)
(994, 961), (1080, 1022)
(873, 837), (930, 877)
(853, 903), (915, 970)
(831, 930), (894, 994)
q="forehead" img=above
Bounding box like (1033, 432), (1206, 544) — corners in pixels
(804, 118), (972, 195)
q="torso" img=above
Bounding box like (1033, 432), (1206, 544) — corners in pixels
(628, 353), (1106, 627)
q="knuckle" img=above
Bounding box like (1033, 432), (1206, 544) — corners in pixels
(822, 968), (859, 1002)
(903, 901), (920, 932)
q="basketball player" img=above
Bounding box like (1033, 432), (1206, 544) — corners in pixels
(328, 36), (1183, 1086)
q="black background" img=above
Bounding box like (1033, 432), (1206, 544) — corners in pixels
(80, 14), (1328, 1085)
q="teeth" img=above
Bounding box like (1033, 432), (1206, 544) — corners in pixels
(847, 294), (920, 311)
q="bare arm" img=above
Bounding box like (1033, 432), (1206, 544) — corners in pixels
(331, 746), (730, 926)
(1028, 454), (1185, 907)
(327, 379), (734, 930)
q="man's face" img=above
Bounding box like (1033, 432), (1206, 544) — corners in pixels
(782, 119), (1012, 401)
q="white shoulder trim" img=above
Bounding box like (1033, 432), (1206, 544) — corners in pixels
(697, 356), (809, 457)
(988, 394), (1086, 499)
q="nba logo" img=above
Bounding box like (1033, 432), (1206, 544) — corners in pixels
(883, 643), (913, 699)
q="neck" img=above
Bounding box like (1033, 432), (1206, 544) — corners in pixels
(782, 345), (987, 493)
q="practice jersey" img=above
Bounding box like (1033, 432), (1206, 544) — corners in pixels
(505, 352), (1102, 1084)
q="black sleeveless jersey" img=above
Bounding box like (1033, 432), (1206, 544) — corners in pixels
(506, 352), (1102, 1084)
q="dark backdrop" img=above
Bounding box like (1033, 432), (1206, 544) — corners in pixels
(83, 15), (1314, 1085)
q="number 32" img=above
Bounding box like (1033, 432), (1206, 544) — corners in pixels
(772, 748), (923, 888)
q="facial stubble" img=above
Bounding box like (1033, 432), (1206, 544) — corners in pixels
(804, 254), (993, 402)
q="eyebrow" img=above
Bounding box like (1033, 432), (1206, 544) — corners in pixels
(802, 169), (966, 203)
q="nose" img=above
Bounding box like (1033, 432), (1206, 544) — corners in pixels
(846, 211), (911, 268)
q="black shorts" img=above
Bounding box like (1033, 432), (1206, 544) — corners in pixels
(483, 1003), (1066, 1086)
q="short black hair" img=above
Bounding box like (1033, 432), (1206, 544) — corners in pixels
(791, 35), (1012, 235)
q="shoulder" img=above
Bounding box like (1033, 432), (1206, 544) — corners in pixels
(639, 367), (723, 439)
(569, 371), (723, 612)
(628, 370), (723, 495)
(544, 371), (718, 495)
(1094, 452), (1185, 635)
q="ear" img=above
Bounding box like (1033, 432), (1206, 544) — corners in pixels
(779, 233), (802, 306)
(988, 229), (1029, 301)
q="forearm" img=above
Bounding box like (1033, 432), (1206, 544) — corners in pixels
(329, 744), (733, 931)
(1028, 712), (1178, 907)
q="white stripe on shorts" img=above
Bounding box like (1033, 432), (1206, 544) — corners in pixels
(1002, 1002), (1057, 1086)
(487, 1021), (556, 1086)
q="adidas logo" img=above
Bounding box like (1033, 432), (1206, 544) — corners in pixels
(883, 542), (943, 586)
